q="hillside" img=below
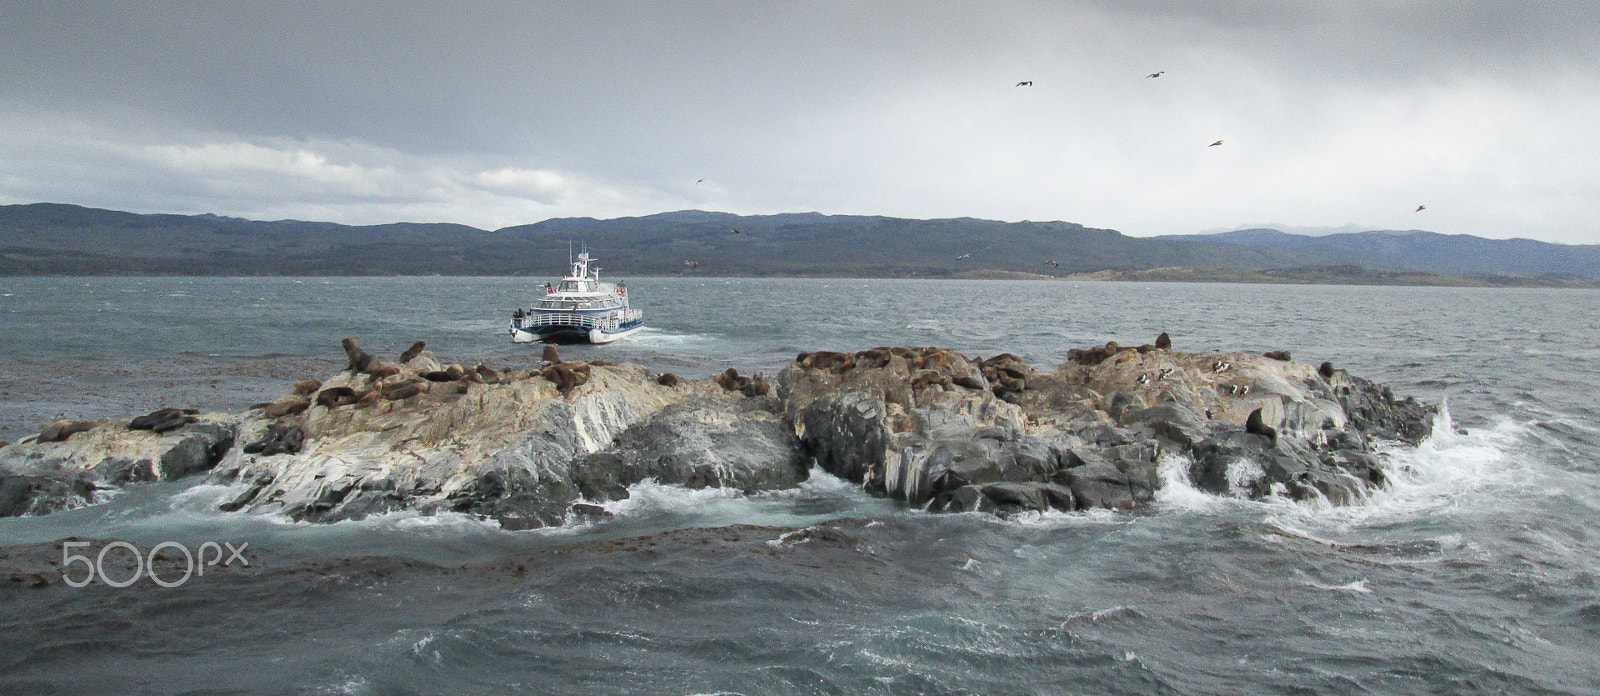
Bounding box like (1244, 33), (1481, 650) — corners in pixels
(2, 203), (1597, 285)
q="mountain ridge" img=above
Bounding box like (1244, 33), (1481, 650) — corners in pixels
(2, 202), (1597, 285)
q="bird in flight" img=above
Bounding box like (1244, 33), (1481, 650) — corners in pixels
(1209, 140), (1224, 147)
(1016, 81), (1032, 87)
(1146, 71), (1164, 78)
(1045, 260), (1060, 267)
(730, 228), (746, 234)
(1415, 205), (1426, 212)
(956, 253), (972, 260)
(696, 179), (704, 184)
(683, 260), (699, 268)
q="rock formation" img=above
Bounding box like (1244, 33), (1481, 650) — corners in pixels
(0, 337), (1434, 524)
(782, 340), (1432, 514)
(0, 414), (236, 516)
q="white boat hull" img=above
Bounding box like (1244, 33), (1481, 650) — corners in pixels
(588, 324), (644, 344)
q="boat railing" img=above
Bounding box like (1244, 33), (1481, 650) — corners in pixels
(517, 309), (641, 331)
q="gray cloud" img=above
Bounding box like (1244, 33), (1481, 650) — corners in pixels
(3, 1), (1598, 242)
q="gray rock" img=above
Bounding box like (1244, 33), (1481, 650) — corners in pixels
(0, 416), (236, 490)
(2, 341), (1437, 523)
(0, 473), (95, 517)
(1059, 462), (1134, 510)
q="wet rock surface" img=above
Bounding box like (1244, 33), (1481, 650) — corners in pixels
(0, 412), (237, 516)
(783, 340), (1434, 514)
(0, 337), (1435, 524)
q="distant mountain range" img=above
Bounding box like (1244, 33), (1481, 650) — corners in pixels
(2, 202), (1597, 286)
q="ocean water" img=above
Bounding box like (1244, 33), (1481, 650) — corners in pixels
(1, 276), (1598, 695)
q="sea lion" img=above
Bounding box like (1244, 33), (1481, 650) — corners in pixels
(714, 368), (752, 392)
(421, 370), (456, 382)
(443, 364), (467, 381)
(474, 364), (501, 384)
(242, 424), (305, 456)
(911, 349), (960, 373)
(542, 345), (561, 364)
(355, 390), (383, 409)
(540, 364), (580, 395)
(1155, 332), (1172, 350)
(292, 379), (322, 396)
(655, 372), (681, 387)
(398, 341), (427, 364)
(1319, 361), (1336, 380)
(341, 338), (377, 373)
(381, 380), (430, 400)
(589, 360), (614, 367)
(367, 365), (402, 380)
(1263, 351), (1292, 361)
(1246, 407), (1278, 445)
(128, 408), (199, 432)
(740, 373), (770, 397)
(315, 386), (359, 409)
(801, 351), (854, 372)
(262, 395), (311, 419)
(148, 413), (197, 433)
(854, 347), (894, 369)
(38, 420), (96, 443)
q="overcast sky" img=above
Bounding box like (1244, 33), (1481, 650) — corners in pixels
(3, 1), (1598, 243)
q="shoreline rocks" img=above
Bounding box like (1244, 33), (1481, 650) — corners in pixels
(0, 336), (1435, 524)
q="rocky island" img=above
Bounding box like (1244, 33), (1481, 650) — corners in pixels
(0, 336), (1435, 526)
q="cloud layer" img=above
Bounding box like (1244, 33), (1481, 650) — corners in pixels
(4, 1), (1598, 242)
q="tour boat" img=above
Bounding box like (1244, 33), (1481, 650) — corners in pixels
(509, 252), (643, 344)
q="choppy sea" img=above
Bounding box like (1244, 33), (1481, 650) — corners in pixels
(1, 276), (1597, 695)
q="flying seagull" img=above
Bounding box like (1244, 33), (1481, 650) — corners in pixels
(1016, 81), (1032, 87)
(956, 253), (972, 260)
(1146, 71), (1164, 78)
(1209, 140), (1224, 147)
(730, 228), (746, 234)
(1415, 204), (1426, 212)
(696, 179), (704, 184)
(683, 260), (699, 268)
(1045, 260), (1060, 267)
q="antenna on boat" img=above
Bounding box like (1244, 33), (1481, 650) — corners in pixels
(567, 240), (573, 266)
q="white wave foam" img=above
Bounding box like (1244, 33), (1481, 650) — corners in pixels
(598, 479), (752, 517)
(1307, 579), (1373, 593)
(624, 327), (716, 347)
(1365, 401), (1526, 513)
(1154, 400), (1531, 525)
(1155, 452), (1224, 513)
